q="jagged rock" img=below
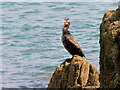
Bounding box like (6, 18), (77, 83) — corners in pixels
(48, 55), (100, 89)
(99, 6), (120, 88)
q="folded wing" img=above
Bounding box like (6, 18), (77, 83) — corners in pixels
(62, 35), (85, 57)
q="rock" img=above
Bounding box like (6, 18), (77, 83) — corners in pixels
(47, 55), (100, 89)
(99, 6), (120, 88)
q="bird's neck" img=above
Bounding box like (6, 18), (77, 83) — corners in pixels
(62, 25), (70, 35)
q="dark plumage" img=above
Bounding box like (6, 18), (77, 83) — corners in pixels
(62, 19), (85, 57)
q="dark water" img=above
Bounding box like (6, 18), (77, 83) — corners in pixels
(1, 2), (117, 88)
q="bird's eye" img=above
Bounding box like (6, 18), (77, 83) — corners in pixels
(67, 20), (70, 22)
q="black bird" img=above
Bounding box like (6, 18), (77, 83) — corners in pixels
(62, 18), (85, 57)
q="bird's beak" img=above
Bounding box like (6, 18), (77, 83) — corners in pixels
(65, 22), (69, 25)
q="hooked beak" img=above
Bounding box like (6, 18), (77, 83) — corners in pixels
(65, 22), (69, 25)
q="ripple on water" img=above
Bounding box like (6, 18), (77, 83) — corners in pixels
(90, 50), (99, 53)
(28, 3), (41, 5)
(42, 26), (51, 29)
(9, 43), (16, 46)
(21, 24), (32, 31)
(20, 48), (39, 53)
(32, 25), (41, 29)
(52, 7), (70, 11)
(48, 4), (56, 7)
(2, 26), (13, 30)
(11, 73), (25, 75)
(68, 2), (87, 6)
(41, 66), (58, 71)
(19, 14), (26, 19)
(0, 71), (9, 74)
(19, 86), (28, 88)
(13, 34), (26, 39)
(20, 48), (55, 55)
(35, 19), (43, 22)
(24, 9), (41, 14)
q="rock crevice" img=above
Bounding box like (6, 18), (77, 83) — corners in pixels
(100, 6), (120, 88)
(48, 55), (100, 89)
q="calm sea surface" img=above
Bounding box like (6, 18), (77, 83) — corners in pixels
(1, 2), (117, 88)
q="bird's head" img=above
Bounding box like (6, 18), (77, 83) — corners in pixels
(64, 18), (70, 27)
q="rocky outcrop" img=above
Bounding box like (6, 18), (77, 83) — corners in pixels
(99, 6), (120, 88)
(48, 55), (100, 89)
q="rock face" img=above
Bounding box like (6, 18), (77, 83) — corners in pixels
(48, 55), (100, 89)
(99, 6), (120, 88)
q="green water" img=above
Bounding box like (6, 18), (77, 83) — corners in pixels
(1, 2), (117, 88)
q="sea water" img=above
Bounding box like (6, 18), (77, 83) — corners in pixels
(1, 2), (117, 88)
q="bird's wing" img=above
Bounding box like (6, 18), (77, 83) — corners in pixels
(64, 35), (85, 57)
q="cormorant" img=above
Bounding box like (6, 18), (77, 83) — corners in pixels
(62, 18), (85, 57)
